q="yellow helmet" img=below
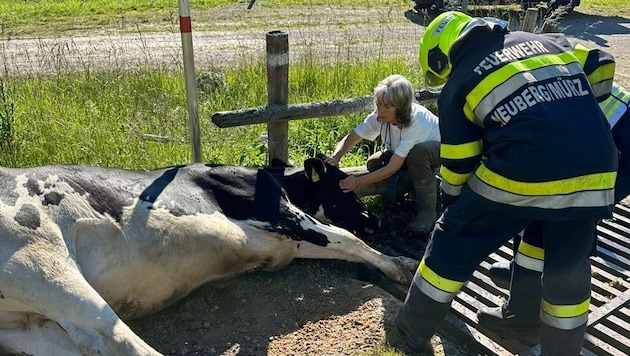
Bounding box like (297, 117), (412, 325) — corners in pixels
(419, 11), (473, 93)
(419, 12), (510, 93)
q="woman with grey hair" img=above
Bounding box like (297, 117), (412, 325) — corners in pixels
(326, 74), (441, 235)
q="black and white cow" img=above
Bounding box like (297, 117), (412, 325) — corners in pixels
(0, 156), (417, 355)
(262, 156), (380, 237)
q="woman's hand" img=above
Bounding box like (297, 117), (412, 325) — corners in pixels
(325, 156), (339, 167)
(339, 175), (360, 193)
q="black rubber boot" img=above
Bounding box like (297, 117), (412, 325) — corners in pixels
(488, 260), (512, 289)
(396, 282), (449, 353)
(540, 322), (587, 356)
(407, 177), (437, 235)
(477, 303), (540, 331)
(394, 310), (432, 353)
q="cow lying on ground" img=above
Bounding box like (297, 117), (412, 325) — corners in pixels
(0, 156), (417, 355)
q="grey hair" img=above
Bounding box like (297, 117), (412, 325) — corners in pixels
(373, 74), (416, 128)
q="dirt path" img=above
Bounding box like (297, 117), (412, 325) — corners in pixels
(1, 6), (629, 87)
(2, 5), (629, 356)
(126, 259), (479, 356)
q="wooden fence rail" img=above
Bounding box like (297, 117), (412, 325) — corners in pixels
(211, 91), (440, 128)
(209, 9), (540, 164)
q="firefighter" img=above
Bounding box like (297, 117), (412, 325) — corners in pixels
(480, 81), (630, 330)
(394, 11), (617, 355)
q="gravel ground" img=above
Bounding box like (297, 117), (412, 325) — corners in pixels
(126, 258), (478, 356)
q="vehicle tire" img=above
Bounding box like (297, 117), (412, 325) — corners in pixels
(426, 0), (444, 15)
(548, 0), (575, 14)
(413, 0), (437, 11)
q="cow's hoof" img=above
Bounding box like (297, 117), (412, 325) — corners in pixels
(394, 256), (419, 272)
(392, 256), (419, 285)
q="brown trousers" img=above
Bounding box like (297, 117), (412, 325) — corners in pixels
(366, 141), (441, 183)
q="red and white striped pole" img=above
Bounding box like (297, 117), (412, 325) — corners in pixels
(178, 0), (202, 163)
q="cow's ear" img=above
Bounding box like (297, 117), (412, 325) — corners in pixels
(304, 157), (326, 183)
(315, 153), (329, 161)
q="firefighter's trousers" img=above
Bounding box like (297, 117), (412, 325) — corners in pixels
(397, 195), (597, 355)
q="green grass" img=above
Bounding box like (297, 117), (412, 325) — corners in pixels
(0, 0), (625, 170)
(0, 0), (437, 170)
(0, 55), (422, 169)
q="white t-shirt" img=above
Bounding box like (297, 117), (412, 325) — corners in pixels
(353, 103), (440, 158)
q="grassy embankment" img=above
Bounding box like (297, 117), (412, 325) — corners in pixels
(0, 1), (431, 169)
(0, 0), (626, 169)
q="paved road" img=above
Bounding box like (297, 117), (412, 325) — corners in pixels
(560, 11), (630, 86)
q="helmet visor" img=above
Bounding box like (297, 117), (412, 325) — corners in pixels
(425, 71), (447, 94)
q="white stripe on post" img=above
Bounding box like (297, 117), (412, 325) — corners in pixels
(178, 0), (202, 163)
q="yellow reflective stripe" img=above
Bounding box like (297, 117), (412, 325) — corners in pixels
(612, 83), (630, 103)
(588, 65), (615, 99)
(476, 163), (616, 196)
(599, 95), (618, 115)
(473, 62), (585, 123)
(518, 240), (544, 260)
(467, 174), (615, 209)
(440, 165), (473, 186)
(464, 52), (579, 121)
(540, 298), (590, 330)
(413, 272), (456, 303)
(586, 62), (615, 87)
(572, 44), (615, 98)
(418, 259), (464, 294)
(441, 140), (482, 160)
(600, 83), (630, 127)
(542, 298), (590, 318)
(600, 94), (626, 128)
(572, 44), (589, 67)
(515, 241), (544, 272)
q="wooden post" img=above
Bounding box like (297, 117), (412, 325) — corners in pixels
(266, 31), (289, 164)
(177, 0), (202, 163)
(521, 8), (539, 33)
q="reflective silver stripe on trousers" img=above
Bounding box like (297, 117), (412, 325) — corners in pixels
(413, 273), (457, 304)
(540, 310), (589, 330)
(440, 179), (462, 197)
(514, 251), (544, 272)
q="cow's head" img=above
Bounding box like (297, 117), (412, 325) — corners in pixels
(277, 155), (380, 237)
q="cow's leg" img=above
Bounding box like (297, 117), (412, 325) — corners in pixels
(0, 229), (161, 356)
(0, 318), (82, 356)
(286, 205), (418, 284)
